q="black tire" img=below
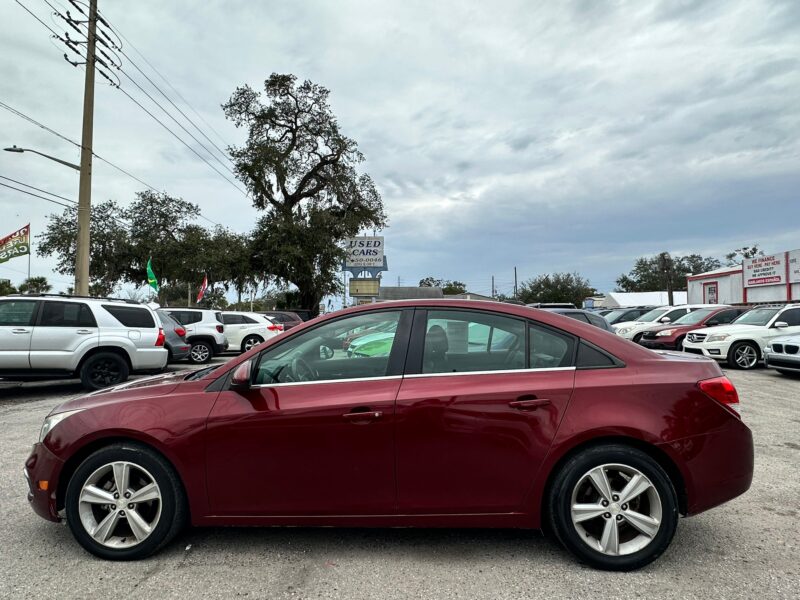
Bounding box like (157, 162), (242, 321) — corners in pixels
(727, 341), (760, 370)
(240, 334), (263, 353)
(674, 336), (685, 352)
(776, 369), (800, 377)
(632, 332), (644, 344)
(79, 352), (129, 391)
(188, 340), (213, 364)
(65, 442), (186, 560)
(547, 444), (679, 571)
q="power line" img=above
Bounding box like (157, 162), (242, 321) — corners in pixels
(0, 180), (73, 209)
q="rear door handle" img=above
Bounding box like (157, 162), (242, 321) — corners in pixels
(343, 409), (383, 422)
(76, 329), (93, 334)
(509, 398), (551, 411)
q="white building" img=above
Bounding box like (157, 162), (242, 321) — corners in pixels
(591, 291), (688, 308)
(687, 249), (800, 305)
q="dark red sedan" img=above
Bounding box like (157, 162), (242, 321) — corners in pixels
(25, 300), (753, 570)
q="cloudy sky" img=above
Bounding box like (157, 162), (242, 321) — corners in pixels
(1, 0), (798, 300)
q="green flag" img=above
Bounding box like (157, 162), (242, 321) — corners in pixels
(146, 258), (159, 292)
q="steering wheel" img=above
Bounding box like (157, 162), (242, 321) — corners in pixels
(290, 356), (318, 382)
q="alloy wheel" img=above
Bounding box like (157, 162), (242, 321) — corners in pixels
(734, 344), (758, 369)
(243, 337), (261, 352)
(191, 344), (210, 362)
(77, 461), (162, 549)
(570, 463), (662, 556)
(89, 359), (121, 387)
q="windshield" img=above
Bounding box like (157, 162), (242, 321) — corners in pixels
(673, 308), (715, 325)
(634, 308), (669, 322)
(604, 309), (637, 324)
(732, 308), (779, 326)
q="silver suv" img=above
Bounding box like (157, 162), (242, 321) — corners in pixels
(163, 307), (228, 363)
(0, 295), (168, 390)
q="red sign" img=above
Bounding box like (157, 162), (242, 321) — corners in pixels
(743, 254), (785, 288)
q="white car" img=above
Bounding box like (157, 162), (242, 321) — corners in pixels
(683, 304), (800, 370)
(221, 311), (283, 353)
(612, 304), (725, 342)
(0, 295), (167, 390)
(164, 308), (229, 364)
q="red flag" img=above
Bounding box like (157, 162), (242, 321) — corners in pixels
(196, 275), (208, 303)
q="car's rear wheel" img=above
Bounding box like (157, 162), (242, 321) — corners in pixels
(547, 444), (678, 571)
(79, 352), (129, 391)
(65, 443), (186, 560)
(241, 335), (263, 353)
(188, 340), (212, 364)
(728, 341), (760, 370)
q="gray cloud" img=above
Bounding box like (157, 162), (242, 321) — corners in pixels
(1, 0), (798, 299)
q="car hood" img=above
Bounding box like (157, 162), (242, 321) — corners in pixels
(644, 323), (699, 334)
(52, 369), (196, 415)
(687, 323), (765, 337)
(613, 320), (649, 330)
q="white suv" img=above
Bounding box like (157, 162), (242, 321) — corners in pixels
(683, 304), (800, 370)
(613, 304), (724, 342)
(0, 295), (167, 390)
(221, 311), (283, 353)
(163, 308), (228, 363)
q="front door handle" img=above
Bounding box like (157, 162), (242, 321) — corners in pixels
(76, 329), (93, 334)
(343, 409), (383, 423)
(509, 397), (551, 411)
(11, 328), (29, 334)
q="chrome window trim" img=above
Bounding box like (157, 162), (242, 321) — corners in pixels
(404, 366), (576, 379)
(250, 366), (576, 388)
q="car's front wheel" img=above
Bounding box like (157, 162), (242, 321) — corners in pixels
(728, 341), (760, 370)
(65, 443), (186, 560)
(188, 340), (213, 364)
(547, 444), (678, 571)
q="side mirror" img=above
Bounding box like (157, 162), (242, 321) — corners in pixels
(774, 321), (789, 329)
(320, 345), (334, 360)
(659, 317), (671, 323)
(230, 359), (253, 389)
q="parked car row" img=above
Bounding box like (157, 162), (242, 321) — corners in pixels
(0, 294), (306, 390)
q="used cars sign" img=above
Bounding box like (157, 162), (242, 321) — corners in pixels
(345, 236), (384, 268)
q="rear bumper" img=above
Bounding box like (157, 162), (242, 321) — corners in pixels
(24, 443), (64, 522)
(132, 347), (169, 371)
(212, 340), (229, 354)
(660, 417), (754, 516)
(167, 343), (191, 362)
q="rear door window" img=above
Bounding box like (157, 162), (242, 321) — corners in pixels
(102, 305), (155, 328)
(529, 323), (577, 369)
(223, 314), (245, 325)
(40, 302), (96, 327)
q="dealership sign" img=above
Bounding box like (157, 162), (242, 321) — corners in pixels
(788, 249), (800, 284)
(743, 253), (786, 287)
(344, 236), (384, 268)
(0, 223), (30, 265)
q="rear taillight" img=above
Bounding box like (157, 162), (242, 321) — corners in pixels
(155, 328), (165, 347)
(698, 376), (740, 417)
(267, 324), (283, 332)
(216, 325), (224, 333)
(174, 326), (186, 338)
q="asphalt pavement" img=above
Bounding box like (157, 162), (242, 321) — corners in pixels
(0, 363), (797, 599)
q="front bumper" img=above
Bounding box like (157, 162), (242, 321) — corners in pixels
(24, 442), (65, 522)
(640, 338), (679, 350)
(764, 351), (800, 372)
(682, 340), (730, 361)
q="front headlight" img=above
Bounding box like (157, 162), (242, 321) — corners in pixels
(616, 327), (632, 335)
(656, 329), (675, 337)
(39, 409), (84, 443)
(706, 334), (730, 343)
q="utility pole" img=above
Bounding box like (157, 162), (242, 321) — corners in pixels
(491, 275), (495, 299)
(74, 0), (98, 296)
(658, 252), (675, 306)
(514, 267), (518, 300)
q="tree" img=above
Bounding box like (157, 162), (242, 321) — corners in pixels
(726, 244), (763, 266)
(0, 279), (17, 295)
(419, 277), (467, 295)
(37, 199), (131, 294)
(517, 272), (596, 307)
(18, 276), (52, 294)
(616, 253), (721, 292)
(225, 73), (385, 315)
